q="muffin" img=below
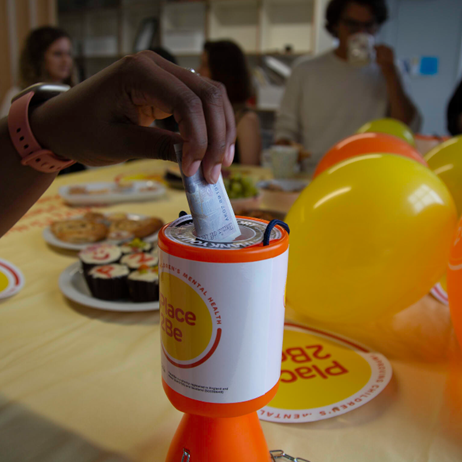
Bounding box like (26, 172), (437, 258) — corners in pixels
(121, 251), (158, 270)
(128, 265), (159, 302)
(120, 238), (152, 254)
(86, 264), (129, 301)
(79, 243), (122, 273)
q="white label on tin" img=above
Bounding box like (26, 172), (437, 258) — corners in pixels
(159, 249), (289, 404)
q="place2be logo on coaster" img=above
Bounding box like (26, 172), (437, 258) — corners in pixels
(259, 322), (392, 423)
(160, 269), (222, 368)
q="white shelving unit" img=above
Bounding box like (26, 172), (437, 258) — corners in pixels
(208, 0), (259, 53)
(159, 0), (332, 57)
(260, 0), (314, 54)
(161, 1), (206, 54)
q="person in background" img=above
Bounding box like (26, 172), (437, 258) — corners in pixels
(0, 51), (236, 236)
(447, 78), (462, 136)
(0, 26), (75, 118)
(198, 40), (261, 166)
(0, 26), (82, 174)
(274, 0), (421, 175)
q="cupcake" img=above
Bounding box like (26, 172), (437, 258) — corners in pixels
(128, 265), (159, 302)
(86, 264), (129, 300)
(79, 243), (122, 273)
(121, 251), (158, 270)
(120, 238), (152, 254)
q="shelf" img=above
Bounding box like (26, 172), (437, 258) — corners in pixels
(208, 0), (259, 53)
(161, 2), (206, 54)
(260, 0), (314, 54)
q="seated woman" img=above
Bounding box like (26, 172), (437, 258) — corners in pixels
(198, 40), (261, 165)
(1, 26), (75, 118)
(0, 26), (82, 174)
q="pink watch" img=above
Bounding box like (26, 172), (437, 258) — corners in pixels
(8, 83), (76, 173)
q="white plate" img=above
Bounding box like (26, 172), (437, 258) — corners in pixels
(43, 213), (159, 251)
(59, 181), (166, 205)
(59, 262), (159, 312)
(0, 258), (25, 299)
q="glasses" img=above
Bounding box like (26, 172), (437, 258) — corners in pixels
(340, 18), (378, 34)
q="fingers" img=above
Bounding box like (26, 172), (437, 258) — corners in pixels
(120, 54), (210, 175)
(144, 52), (235, 182)
(103, 123), (182, 164)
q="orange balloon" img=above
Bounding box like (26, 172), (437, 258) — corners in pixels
(447, 218), (462, 348)
(314, 133), (427, 178)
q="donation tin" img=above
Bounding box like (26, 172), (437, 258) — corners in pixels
(158, 215), (289, 417)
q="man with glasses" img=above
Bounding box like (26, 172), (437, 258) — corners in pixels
(275, 0), (421, 175)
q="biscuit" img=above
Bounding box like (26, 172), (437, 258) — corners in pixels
(108, 217), (164, 240)
(51, 219), (108, 243)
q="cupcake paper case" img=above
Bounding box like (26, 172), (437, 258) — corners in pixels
(87, 264), (129, 301)
(128, 266), (159, 302)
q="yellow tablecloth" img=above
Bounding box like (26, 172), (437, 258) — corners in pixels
(0, 160), (461, 462)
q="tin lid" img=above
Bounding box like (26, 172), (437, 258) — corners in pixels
(158, 215), (289, 263)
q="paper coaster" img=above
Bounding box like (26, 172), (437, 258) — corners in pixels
(430, 274), (448, 305)
(259, 322), (392, 423)
(0, 259), (25, 299)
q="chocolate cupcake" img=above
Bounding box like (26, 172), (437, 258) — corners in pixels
(86, 264), (129, 300)
(79, 244), (122, 273)
(121, 251), (158, 270)
(120, 238), (152, 254)
(128, 265), (159, 302)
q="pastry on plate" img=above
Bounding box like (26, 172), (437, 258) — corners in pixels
(121, 251), (159, 270)
(68, 185), (88, 195)
(86, 264), (129, 301)
(105, 213), (128, 223)
(79, 243), (122, 273)
(83, 212), (106, 223)
(51, 219), (107, 244)
(120, 238), (152, 254)
(108, 217), (163, 241)
(128, 265), (159, 302)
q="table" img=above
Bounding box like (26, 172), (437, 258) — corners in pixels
(0, 160), (461, 462)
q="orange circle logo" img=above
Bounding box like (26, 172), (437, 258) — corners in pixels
(160, 272), (221, 368)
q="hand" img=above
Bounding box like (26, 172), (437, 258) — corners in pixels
(375, 45), (397, 78)
(274, 139), (311, 162)
(30, 51), (236, 183)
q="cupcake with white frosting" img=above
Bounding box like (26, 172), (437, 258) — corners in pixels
(128, 265), (159, 302)
(121, 251), (158, 270)
(119, 238), (152, 254)
(87, 264), (129, 300)
(79, 243), (122, 273)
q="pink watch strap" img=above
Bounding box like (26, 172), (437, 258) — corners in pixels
(8, 92), (75, 173)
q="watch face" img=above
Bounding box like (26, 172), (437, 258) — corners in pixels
(12, 83), (70, 105)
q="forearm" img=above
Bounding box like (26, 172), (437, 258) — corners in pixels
(0, 118), (57, 237)
(384, 70), (416, 125)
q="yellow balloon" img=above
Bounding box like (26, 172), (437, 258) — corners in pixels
(356, 118), (415, 146)
(286, 154), (457, 323)
(425, 136), (462, 216)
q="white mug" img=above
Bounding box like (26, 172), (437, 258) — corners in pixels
(269, 145), (298, 179)
(347, 33), (375, 67)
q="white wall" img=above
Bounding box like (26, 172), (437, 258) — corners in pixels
(379, 0), (462, 135)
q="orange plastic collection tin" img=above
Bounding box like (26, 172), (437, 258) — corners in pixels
(158, 215), (289, 462)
